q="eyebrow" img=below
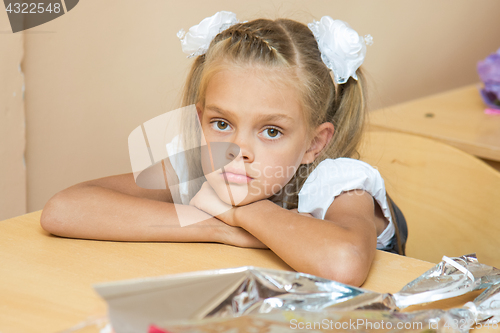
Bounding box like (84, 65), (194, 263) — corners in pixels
(205, 105), (295, 124)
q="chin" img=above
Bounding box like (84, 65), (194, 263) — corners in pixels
(232, 197), (256, 207)
(232, 192), (272, 206)
(205, 174), (269, 206)
(226, 189), (253, 206)
(213, 185), (262, 206)
(206, 181), (245, 205)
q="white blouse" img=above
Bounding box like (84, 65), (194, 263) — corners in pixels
(298, 158), (395, 249)
(165, 135), (191, 205)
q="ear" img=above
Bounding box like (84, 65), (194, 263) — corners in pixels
(301, 122), (334, 164)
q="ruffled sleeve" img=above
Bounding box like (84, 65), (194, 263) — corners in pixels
(297, 158), (395, 249)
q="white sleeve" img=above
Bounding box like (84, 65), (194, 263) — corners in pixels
(297, 158), (395, 248)
(165, 135), (191, 205)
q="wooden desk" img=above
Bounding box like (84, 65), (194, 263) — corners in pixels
(0, 211), (491, 333)
(369, 84), (500, 170)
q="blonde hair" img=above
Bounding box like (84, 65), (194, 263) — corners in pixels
(178, 18), (402, 253)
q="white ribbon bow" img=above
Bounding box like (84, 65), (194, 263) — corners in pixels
(308, 16), (373, 84)
(177, 12), (372, 85)
(177, 11), (239, 58)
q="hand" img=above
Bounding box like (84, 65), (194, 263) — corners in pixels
(189, 181), (237, 226)
(220, 223), (268, 249)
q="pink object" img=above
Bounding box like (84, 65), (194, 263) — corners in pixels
(148, 325), (171, 333)
(485, 108), (500, 115)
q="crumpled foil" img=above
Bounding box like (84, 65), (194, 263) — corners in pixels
(156, 282), (500, 333)
(392, 254), (500, 309)
(93, 254), (500, 333)
(464, 281), (500, 324)
(157, 309), (474, 333)
(93, 266), (393, 333)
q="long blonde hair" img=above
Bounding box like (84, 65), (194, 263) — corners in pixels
(178, 18), (403, 253)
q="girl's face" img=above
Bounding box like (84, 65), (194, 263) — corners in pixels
(197, 67), (314, 206)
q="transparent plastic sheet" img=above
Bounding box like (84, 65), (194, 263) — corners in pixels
(56, 315), (110, 333)
(464, 282), (500, 324)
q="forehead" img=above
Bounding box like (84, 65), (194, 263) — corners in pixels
(203, 67), (305, 123)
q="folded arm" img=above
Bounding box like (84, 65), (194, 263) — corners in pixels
(40, 161), (266, 248)
(218, 190), (381, 286)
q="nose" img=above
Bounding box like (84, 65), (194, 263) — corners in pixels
(227, 134), (254, 163)
(226, 143), (240, 161)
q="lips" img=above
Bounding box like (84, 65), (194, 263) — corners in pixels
(220, 167), (253, 184)
(222, 167), (251, 177)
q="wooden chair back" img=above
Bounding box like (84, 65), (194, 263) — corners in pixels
(359, 130), (500, 267)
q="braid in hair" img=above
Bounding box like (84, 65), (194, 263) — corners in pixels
(210, 21), (291, 67)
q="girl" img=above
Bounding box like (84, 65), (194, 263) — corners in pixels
(40, 11), (407, 287)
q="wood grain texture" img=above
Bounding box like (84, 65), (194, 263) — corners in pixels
(2, 210), (494, 332)
(368, 84), (500, 162)
(360, 130), (500, 267)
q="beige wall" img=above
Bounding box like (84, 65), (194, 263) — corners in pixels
(0, 11), (25, 220)
(1, 0), (500, 217)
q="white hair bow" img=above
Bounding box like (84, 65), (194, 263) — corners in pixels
(177, 11), (239, 58)
(177, 12), (372, 85)
(308, 17), (373, 84)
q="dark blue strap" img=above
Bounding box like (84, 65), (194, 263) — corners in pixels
(379, 198), (408, 255)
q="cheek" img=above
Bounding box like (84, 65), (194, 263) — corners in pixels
(205, 172), (218, 186)
(204, 173), (233, 205)
(257, 162), (297, 193)
(266, 152), (303, 179)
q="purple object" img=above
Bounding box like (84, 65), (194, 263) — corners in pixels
(478, 48), (500, 110)
(479, 89), (500, 110)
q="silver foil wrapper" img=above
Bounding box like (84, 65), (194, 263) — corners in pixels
(94, 266), (392, 333)
(159, 309), (474, 333)
(93, 254), (500, 333)
(392, 254), (500, 309)
(464, 281), (500, 324)
(159, 282), (500, 333)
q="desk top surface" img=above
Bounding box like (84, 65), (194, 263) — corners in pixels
(0, 211), (492, 333)
(369, 84), (500, 162)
